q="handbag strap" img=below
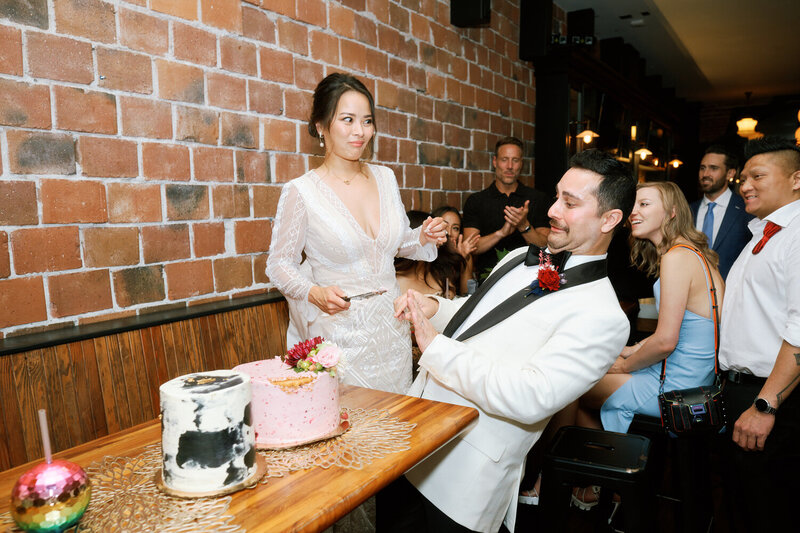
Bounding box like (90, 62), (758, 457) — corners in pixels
(659, 244), (721, 387)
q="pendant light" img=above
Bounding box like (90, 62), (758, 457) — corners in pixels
(736, 92), (762, 139)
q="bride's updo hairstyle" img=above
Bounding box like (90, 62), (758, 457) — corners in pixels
(308, 73), (376, 159)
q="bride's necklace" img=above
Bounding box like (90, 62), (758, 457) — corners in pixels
(323, 163), (364, 186)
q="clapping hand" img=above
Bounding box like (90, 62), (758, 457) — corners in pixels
(455, 232), (479, 259)
(394, 289), (439, 352)
(420, 216), (448, 246)
(308, 285), (350, 315)
(504, 200), (530, 232)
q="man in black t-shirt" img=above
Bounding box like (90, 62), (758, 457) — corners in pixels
(462, 136), (551, 277)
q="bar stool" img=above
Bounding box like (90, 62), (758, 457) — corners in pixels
(539, 425), (654, 532)
(628, 414), (715, 533)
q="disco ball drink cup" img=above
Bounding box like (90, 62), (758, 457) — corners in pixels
(10, 459), (91, 532)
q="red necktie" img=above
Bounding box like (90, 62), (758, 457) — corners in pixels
(752, 221), (781, 254)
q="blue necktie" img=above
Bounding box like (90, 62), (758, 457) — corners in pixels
(702, 202), (716, 245)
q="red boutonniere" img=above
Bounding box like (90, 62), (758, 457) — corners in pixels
(525, 251), (566, 296)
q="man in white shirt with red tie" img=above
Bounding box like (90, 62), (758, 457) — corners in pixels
(719, 137), (800, 532)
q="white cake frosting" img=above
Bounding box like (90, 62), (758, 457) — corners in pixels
(159, 370), (256, 493)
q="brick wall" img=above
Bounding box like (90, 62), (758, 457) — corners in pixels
(0, 0), (538, 337)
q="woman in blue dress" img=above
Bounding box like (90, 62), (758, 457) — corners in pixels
(579, 181), (725, 434)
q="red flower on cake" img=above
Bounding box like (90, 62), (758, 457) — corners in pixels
(284, 337), (340, 374)
(285, 336), (324, 367)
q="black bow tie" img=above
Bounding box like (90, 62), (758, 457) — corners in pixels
(524, 245), (571, 271)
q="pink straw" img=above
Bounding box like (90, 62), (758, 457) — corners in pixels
(38, 409), (52, 464)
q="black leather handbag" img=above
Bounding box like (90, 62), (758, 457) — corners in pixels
(658, 245), (728, 436)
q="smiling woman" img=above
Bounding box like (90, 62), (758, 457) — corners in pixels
(265, 73), (447, 396)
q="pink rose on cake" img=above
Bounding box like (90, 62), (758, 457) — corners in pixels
(313, 343), (341, 368)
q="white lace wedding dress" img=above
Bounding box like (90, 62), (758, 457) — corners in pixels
(266, 164), (436, 394)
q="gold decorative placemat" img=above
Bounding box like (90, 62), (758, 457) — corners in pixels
(1, 408), (415, 532)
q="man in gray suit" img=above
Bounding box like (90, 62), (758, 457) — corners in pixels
(690, 144), (754, 278)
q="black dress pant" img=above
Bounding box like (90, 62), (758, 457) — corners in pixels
(722, 379), (800, 532)
(376, 475), (512, 533)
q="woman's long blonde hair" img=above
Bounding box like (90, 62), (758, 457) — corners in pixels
(630, 181), (719, 277)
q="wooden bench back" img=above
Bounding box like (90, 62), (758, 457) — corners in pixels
(0, 298), (289, 471)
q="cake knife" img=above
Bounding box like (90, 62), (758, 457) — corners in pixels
(343, 289), (387, 302)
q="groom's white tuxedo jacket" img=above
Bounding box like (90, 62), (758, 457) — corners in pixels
(406, 248), (629, 533)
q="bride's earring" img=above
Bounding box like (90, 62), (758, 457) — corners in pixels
(319, 134), (324, 148)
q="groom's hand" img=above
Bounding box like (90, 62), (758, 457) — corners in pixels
(393, 289), (438, 320)
(405, 290), (439, 353)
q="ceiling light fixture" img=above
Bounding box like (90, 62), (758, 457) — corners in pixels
(669, 158), (683, 168)
(736, 92), (762, 139)
(635, 147), (652, 160)
(577, 128), (599, 144)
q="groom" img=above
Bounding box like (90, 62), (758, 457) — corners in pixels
(378, 150), (636, 533)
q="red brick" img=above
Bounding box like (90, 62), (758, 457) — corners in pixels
(120, 8), (169, 55)
(366, 0), (388, 22)
(221, 112), (258, 149)
(175, 106), (219, 145)
(54, 0), (115, 43)
(309, 30), (339, 64)
(0, 79), (50, 129)
(283, 88), (311, 121)
(248, 80), (282, 115)
(389, 57), (407, 84)
(243, 5), (275, 42)
(366, 48), (388, 78)
(212, 184), (250, 217)
(274, 153), (305, 183)
(277, 19), (308, 56)
(78, 137), (138, 178)
(0, 25), (23, 75)
(49, 269), (113, 318)
(6, 130), (76, 175)
(113, 265), (165, 307)
(195, 147), (235, 182)
(173, 22), (216, 67)
(235, 219), (270, 254)
(120, 96), (172, 139)
(294, 57), (324, 91)
(266, 0), (294, 17)
(193, 222), (225, 256)
(262, 118), (296, 151)
(142, 224), (191, 263)
(0, 232), (9, 278)
(0, 277), (47, 328)
(97, 47), (152, 94)
(142, 143), (191, 181)
(107, 183), (162, 223)
(208, 72), (247, 111)
(252, 185), (281, 217)
(213, 256), (252, 292)
(201, 0), (242, 32)
(341, 40), (367, 73)
(253, 253), (268, 284)
(165, 184), (210, 220)
(151, 0), (197, 20)
(41, 179), (107, 224)
(11, 226), (81, 274)
(220, 36), (257, 76)
(236, 151), (269, 183)
(27, 32), (92, 83)
(296, 0), (327, 27)
(329, 3), (354, 36)
(156, 59), (204, 104)
(259, 47), (293, 84)
(54, 86), (117, 134)
(355, 12), (377, 47)
(83, 227), (140, 267)
(165, 260), (214, 299)
(0, 181), (37, 226)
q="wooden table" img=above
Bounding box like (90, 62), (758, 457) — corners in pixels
(0, 385), (477, 532)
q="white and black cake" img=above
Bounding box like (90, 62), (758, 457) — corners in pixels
(159, 370), (256, 493)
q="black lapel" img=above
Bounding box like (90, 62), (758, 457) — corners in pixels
(441, 251), (528, 338)
(453, 259), (608, 342)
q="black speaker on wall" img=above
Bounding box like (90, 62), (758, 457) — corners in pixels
(519, 0), (552, 61)
(451, 0), (491, 28)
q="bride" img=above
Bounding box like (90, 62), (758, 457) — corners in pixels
(266, 73), (446, 394)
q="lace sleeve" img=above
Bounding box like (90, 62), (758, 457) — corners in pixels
(266, 183), (314, 301)
(388, 168), (437, 261)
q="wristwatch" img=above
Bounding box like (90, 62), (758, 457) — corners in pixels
(754, 397), (777, 415)
(520, 224), (532, 234)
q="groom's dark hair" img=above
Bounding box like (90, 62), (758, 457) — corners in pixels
(570, 149), (636, 230)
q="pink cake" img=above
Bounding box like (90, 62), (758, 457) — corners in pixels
(234, 357), (340, 448)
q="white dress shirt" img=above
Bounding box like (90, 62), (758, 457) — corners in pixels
(720, 199), (800, 376)
(452, 253), (607, 338)
(695, 187), (733, 247)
